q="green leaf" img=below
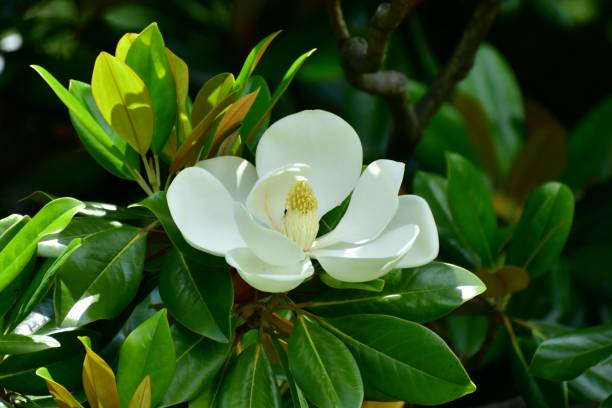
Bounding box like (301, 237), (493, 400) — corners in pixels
(457, 43), (524, 177)
(54, 226), (146, 326)
(191, 73), (235, 127)
(269, 336), (309, 408)
(319, 271), (384, 292)
(530, 323), (612, 381)
(323, 315), (475, 405)
(6, 238), (82, 331)
(0, 334), (60, 355)
(36, 367), (84, 408)
(446, 315), (488, 359)
(309, 263), (485, 323)
(0, 197), (84, 293)
(446, 152), (497, 267)
(564, 95), (612, 189)
(288, 315), (363, 408)
(570, 362), (612, 404)
(241, 75), (271, 150)
(159, 248), (232, 342)
(245, 48), (316, 145)
(80, 338), (120, 408)
(91, 52), (154, 154)
(125, 23), (177, 154)
(31, 65), (136, 180)
(412, 171), (480, 265)
(506, 182), (574, 277)
(117, 309), (176, 408)
(218, 342), (281, 408)
(234, 30), (281, 91)
(160, 324), (231, 407)
(0, 214), (24, 239)
(165, 48), (191, 146)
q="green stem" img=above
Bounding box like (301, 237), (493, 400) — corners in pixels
(502, 314), (529, 366)
(141, 153), (157, 191)
(130, 167), (154, 196)
(154, 154), (161, 192)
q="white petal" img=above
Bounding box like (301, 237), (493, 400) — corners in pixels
(234, 203), (305, 266)
(246, 163), (312, 229)
(226, 248), (314, 293)
(256, 110), (363, 216)
(167, 166), (245, 256)
(195, 156), (257, 203)
(314, 159), (404, 248)
(311, 224), (419, 282)
(391, 195), (439, 268)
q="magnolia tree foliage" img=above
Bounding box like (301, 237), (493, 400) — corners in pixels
(0, 20), (608, 408)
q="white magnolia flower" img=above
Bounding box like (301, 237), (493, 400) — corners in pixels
(167, 110), (438, 293)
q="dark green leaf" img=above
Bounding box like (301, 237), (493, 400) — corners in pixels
(531, 323), (612, 381)
(0, 197), (84, 293)
(446, 315), (488, 359)
(125, 23), (177, 153)
(218, 342), (281, 408)
(288, 315), (362, 408)
(54, 226), (146, 326)
(446, 152), (497, 267)
(319, 272), (384, 292)
(507, 182), (574, 277)
(270, 336), (309, 408)
(570, 362), (612, 404)
(309, 263), (485, 323)
(241, 75), (271, 150)
(323, 315), (475, 405)
(160, 324), (231, 407)
(160, 248), (232, 342)
(117, 309), (176, 408)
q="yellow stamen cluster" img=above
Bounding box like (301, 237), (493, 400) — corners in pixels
(283, 180), (319, 250)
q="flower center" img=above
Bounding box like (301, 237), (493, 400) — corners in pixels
(283, 180), (319, 250)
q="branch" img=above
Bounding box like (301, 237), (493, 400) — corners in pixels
(416, 0), (500, 127)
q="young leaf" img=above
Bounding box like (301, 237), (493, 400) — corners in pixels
(117, 309), (176, 408)
(31, 66), (136, 180)
(36, 367), (84, 408)
(54, 226), (146, 326)
(79, 338), (120, 408)
(125, 23), (177, 153)
(218, 342), (281, 408)
(160, 324), (231, 407)
(115, 33), (138, 62)
(310, 263), (485, 323)
(506, 182), (574, 277)
(530, 323), (612, 381)
(323, 315), (475, 405)
(0, 197), (84, 293)
(288, 315), (363, 408)
(476, 266), (530, 297)
(191, 73), (235, 127)
(166, 48), (191, 145)
(91, 52), (154, 154)
(446, 152), (497, 267)
(0, 334), (60, 355)
(159, 248), (233, 343)
(234, 30), (281, 91)
(129, 376), (152, 408)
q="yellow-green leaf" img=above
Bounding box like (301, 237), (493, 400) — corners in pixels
(191, 73), (235, 127)
(36, 367), (84, 408)
(115, 33), (138, 62)
(91, 52), (154, 154)
(234, 30), (281, 90)
(79, 337), (120, 408)
(129, 376), (152, 408)
(166, 48), (191, 147)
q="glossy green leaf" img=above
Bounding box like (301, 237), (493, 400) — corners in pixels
(446, 315), (488, 359)
(570, 362), (612, 404)
(160, 324), (231, 407)
(0, 214), (24, 239)
(413, 171), (480, 265)
(323, 315), (475, 405)
(288, 315), (363, 408)
(0, 197), (84, 293)
(241, 75), (271, 150)
(6, 238), (82, 331)
(270, 336), (309, 408)
(0, 334), (60, 355)
(125, 23), (177, 153)
(507, 182), (574, 277)
(31, 65), (136, 180)
(531, 323), (612, 381)
(446, 152), (497, 267)
(309, 263), (485, 323)
(191, 73), (235, 127)
(117, 309), (176, 408)
(564, 95), (612, 189)
(218, 342), (280, 408)
(159, 248), (232, 342)
(234, 30), (281, 91)
(245, 48), (316, 145)
(319, 271), (384, 292)
(457, 43), (524, 177)
(166, 48), (191, 146)
(91, 52), (154, 154)
(54, 226), (146, 326)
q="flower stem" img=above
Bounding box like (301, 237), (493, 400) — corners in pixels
(130, 167), (154, 196)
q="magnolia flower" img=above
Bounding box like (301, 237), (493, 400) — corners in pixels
(167, 110), (438, 293)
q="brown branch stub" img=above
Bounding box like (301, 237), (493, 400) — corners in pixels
(416, 0), (500, 127)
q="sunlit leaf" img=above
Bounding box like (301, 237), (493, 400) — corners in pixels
(234, 30), (281, 91)
(191, 73), (235, 127)
(36, 367), (84, 408)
